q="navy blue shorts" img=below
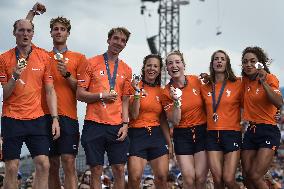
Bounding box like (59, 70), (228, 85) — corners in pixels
(46, 115), (80, 156)
(81, 121), (129, 166)
(206, 130), (242, 153)
(173, 124), (207, 155)
(128, 126), (168, 161)
(242, 124), (280, 151)
(1, 116), (50, 160)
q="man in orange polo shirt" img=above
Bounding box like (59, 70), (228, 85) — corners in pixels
(0, 19), (59, 189)
(26, 3), (89, 189)
(77, 27), (132, 189)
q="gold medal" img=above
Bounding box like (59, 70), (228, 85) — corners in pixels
(213, 113), (219, 122)
(17, 58), (27, 68)
(110, 89), (117, 95)
(54, 53), (63, 61)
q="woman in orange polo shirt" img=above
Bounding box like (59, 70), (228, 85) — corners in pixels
(201, 50), (243, 189)
(161, 50), (208, 189)
(127, 54), (171, 189)
(241, 46), (283, 189)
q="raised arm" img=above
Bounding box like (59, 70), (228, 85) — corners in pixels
(25, 2), (46, 21)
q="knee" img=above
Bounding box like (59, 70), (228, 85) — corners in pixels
(35, 158), (50, 173)
(91, 166), (103, 177)
(212, 176), (223, 186)
(112, 165), (125, 179)
(5, 161), (19, 175)
(223, 175), (236, 187)
(154, 173), (167, 184)
(61, 156), (76, 173)
(49, 158), (60, 171)
(182, 175), (195, 187)
(195, 174), (207, 185)
(247, 171), (262, 181)
(129, 174), (142, 184)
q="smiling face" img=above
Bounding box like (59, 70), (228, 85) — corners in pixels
(212, 52), (227, 73)
(50, 22), (69, 45)
(242, 52), (259, 76)
(143, 57), (161, 83)
(166, 54), (185, 79)
(13, 19), (34, 48)
(107, 31), (127, 56)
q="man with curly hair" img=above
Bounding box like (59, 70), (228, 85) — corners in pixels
(26, 3), (89, 189)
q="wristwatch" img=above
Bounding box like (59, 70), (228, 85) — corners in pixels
(63, 72), (71, 78)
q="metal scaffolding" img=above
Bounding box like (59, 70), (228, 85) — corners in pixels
(158, 0), (180, 85)
(141, 0), (185, 85)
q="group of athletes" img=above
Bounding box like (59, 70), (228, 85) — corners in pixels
(0, 2), (283, 189)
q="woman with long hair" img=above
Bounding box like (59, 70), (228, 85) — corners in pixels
(128, 54), (172, 189)
(201, 50), (243, 189)
(241, 46), (283, 189)
(161, 50), (208, 189)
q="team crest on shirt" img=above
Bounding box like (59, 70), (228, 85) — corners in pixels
(192, 89), (198, 95)
(256, 88), (260, 94)
(207, 92), (212, 96)
(156, 96), (160, 102)
(247, 87), (251, 92)
(100, 70), (104, 75)
(226, 89), (231, 97)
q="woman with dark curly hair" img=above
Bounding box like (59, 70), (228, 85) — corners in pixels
(241, 46), (283, 189)
(127, 54), (172, 189)
(201, 50), (243, 189)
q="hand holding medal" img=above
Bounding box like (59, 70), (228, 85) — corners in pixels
(31, 2), (46, 15)
(170, 86), (182, 108)
(254, 62), (267, 83)
(102, 90), (117, 102)
(54, 53), (70, 77)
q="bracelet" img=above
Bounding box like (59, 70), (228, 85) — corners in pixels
(30, 9), (40, 15)
(134, 95), (140, 99)
(99, 92), (103, 100)
(134, 89), (140, 96)
(51, 115), (59, 120)
(122, 122), (129, 125)
(174, 100), (181, 108)
(11, 73), (19, 81)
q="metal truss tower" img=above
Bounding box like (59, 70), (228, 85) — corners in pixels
(158, 0), (180, 85)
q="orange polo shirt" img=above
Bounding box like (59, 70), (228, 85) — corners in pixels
(129, 83), (162, 128)
(201, 78), (243, 131)
(243, 74), (281, 125)
(77, 54), (132, 125)
(42, 50), (88, 120)
(0, 45), (53, 120)
(161, 75), (207, 128)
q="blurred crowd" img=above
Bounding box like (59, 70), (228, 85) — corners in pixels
(1, 146), (282, 189)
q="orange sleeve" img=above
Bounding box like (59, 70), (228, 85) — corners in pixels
(160, 86), (174, 113)
(77, 60), (93, 89)
(266, 74), (281, 95)
(122, 65), (133, 96)
(38, 51), (53, 84)
(76, 55), (89, 80)
(0, 55), (7, 84)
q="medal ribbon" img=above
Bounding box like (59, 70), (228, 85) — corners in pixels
(53, 46), (68, 54)
(212, 81), (226, 116)
(169, 76), (188, 89)
(103, 53), (119, 90)
(15, 46), (33, 62)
